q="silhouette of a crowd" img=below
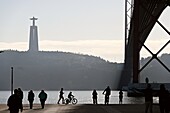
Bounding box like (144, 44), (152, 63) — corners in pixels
(7, 86), (113, 112)
(7, 84), (170, 113)
(144, 83), (170, 113)
(7, 88), (48, 113)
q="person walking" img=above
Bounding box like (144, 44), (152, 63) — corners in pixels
(144, 84), (153, 113)
(38, 90), (47, 109)
(57, 88), (64, 104)
(7, 89), (23, 113)
(119, 89), (123, 104)
(158, 84), (170, 113)
(102, 86), (111, 105)
(92, 89), (98, 104)
(18, 88), (23, 106)
(28, 90), (35, 109)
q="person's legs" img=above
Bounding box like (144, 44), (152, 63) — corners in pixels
(29, 101), (31, 109)
(106, 95), (109, 104)
(160, 104), (165, 113)
(40, 100), (45, 109)
(120, 97), (123, 104)
(145, 102), (149, 113)
(149, 102), (152, 113)
(165, 108), (168, 113)
(165, 103), (169, 113)
(93, 98), (95, 104)
(42, 100), (45, 109)
(95, 98), (98, 104)
(29, 101), (33, 109)
(10, 109), (19, 113)
(62, 96), (65, 104)
(58, 97), (61, 104)
(30, 103), (32, 109)
(104, 95), (107, 104)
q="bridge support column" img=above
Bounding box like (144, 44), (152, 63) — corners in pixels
(133, 0), (140, 83)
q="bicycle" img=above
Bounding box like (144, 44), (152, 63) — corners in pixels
(65, 96), (78, 105)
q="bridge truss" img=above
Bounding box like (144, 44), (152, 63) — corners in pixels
(119, 0), (170, 88)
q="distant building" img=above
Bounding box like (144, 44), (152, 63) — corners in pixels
(28, 17), (39, 52)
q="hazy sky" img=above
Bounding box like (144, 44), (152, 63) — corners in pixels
(0, 0), (170, 62)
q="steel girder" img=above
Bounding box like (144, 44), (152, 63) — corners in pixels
(119, 0), (170, 88)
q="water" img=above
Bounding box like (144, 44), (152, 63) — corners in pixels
(0, 91), (158, 104)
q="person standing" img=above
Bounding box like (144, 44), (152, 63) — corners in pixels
(144, 84), (153, 113)
(18, 88), (23, 106)
(7, 89), (23, 113)
(18, 88), (23, 98)
(57, 88), (64, 104)
(38, 90), (47, 109)
(28, 90), (35, 109)
(102, 86), (111, 105)
(119, 89), (123, 104)
(158, 84), (169, 113)
(92, 89), (98, 104)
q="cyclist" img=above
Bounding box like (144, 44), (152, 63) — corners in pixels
(68, 92), (74, 102)
(65, 92), (78, 105)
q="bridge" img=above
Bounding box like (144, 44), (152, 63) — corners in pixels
(119, 0), (170, 88)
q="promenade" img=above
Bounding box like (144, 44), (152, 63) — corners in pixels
(0, 104), (160, 113)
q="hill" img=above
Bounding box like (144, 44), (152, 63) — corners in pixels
(0, 50), (123, 90)
(140, 53), (170, 83)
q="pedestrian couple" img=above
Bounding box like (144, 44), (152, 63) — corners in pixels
(92, 86), (111, 105)
(28, 90), (47, 109)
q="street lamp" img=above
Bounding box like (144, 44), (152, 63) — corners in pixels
(11, 67), (14, 95)
(0, 51), (14, 95)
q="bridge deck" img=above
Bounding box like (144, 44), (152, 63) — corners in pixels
(0, 104), (160, 113)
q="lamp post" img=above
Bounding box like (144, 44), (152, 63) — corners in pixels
(11, 67), (14, 95)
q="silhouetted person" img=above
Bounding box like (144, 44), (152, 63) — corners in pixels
(57, 88), (64, 104)
(144, 84), (153, 113)
(92, 89), (98, 104)
(18, 88), (23, 106)
(119, 89), (123, 104)
(38, 90), (47, 109)
(28, 90), (35, 109)
(103, 86), (111, 105)
(145, 77), (149, 84)
(158, 84), (169, 113)
(7, 89), (23, 113)
(68, 92), (74, 102)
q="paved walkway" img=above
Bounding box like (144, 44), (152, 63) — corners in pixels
(0, 104), (160, 113)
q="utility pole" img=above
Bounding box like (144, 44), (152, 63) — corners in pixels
(11, 67), (14, 95)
